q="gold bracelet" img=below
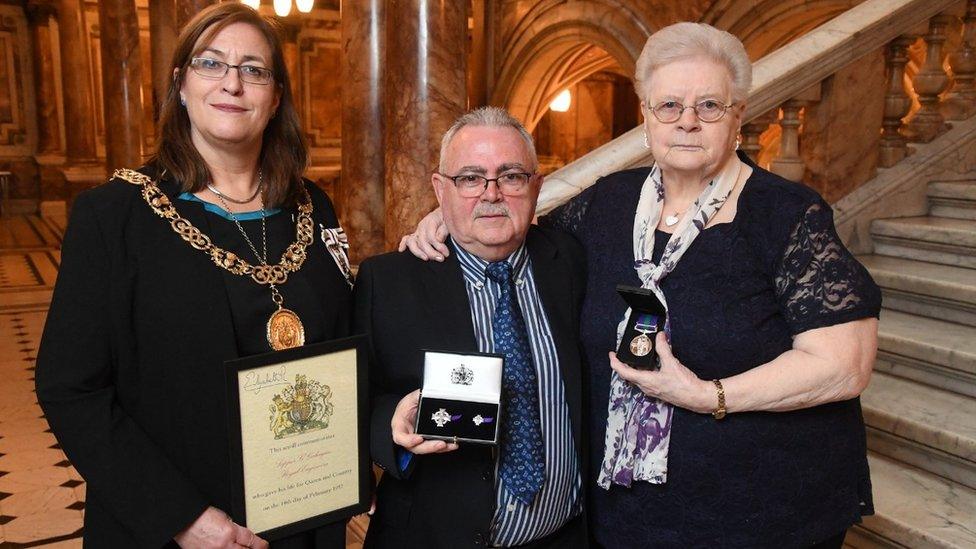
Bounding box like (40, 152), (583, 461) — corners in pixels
(711, 379), (727, 420)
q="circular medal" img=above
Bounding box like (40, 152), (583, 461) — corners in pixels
(267, 308), (305, 350)
(630, 333), (652, 357)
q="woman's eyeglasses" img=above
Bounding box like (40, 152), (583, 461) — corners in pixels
(189, 57), (274, 85)
(647, 99), (735, 123)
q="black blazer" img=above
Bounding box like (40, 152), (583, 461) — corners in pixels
(353, 225), (588, 548)
(35, 167), (352, 548)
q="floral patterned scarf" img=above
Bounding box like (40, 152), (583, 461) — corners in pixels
(598, 157), (743, 489)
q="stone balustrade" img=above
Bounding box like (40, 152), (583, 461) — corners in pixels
(762, 0), (975, 185)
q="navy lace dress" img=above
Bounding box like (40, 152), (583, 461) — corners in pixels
(541, 154), (881, 548)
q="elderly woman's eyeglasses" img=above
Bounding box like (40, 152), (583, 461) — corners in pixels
(189, 57), (274, 85)
(648, 100), (735, 123)
(439, 172), (534, 198)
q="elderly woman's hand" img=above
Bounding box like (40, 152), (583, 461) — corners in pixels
(609, 332), (715, 414)
(398, 208), (450, 261)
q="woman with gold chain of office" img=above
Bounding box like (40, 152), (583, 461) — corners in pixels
(35, 4), (353, 548)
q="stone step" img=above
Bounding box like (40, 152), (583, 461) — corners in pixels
(861, 371), (976, 489)
(875, 309), (976, 398)
(871, 217), (976, 268)
(929, 180), (976, 221)
(854, 453), (976, 549)
(844, 526), (903, 548)
(860, 255), (976, 327)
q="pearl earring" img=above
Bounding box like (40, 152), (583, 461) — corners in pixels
(180, 97), (186, 107)
(642, 130), (650, 149)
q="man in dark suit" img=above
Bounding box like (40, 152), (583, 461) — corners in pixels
(354, 107), (587, 548)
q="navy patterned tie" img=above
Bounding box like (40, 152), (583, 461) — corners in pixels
(486, 260), (545, 505)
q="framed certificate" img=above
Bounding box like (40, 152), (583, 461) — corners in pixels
(225, 336), (370, 540)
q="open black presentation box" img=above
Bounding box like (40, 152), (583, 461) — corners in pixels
(414, 349), (503, 444)
(615, 284), (667, 370)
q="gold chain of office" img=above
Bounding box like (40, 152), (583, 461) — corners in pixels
(113, 168), (315, 286)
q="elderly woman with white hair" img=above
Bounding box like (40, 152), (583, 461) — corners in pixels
(403, 22), (881, 548)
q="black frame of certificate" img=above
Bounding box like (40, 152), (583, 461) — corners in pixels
(224, 335), (370, 540)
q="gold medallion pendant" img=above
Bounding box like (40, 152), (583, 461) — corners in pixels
(267, 307), (306, 350)
(629, 333), (652, 357)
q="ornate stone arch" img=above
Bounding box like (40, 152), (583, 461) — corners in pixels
(491, 1), (652, 132)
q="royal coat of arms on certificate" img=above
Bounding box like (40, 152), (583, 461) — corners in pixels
(269, 374), (334, 439)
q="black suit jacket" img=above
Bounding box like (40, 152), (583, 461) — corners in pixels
(353, 225), (587, 548)
(35, 167), (352, 548)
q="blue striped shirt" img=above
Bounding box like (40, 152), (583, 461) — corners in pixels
(452, 240), (582, 546)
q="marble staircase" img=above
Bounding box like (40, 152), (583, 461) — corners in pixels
(849, 179), (976, 548)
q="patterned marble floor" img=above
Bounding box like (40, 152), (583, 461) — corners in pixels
(0, 214), (368, 548)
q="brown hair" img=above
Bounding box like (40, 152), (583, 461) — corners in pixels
(152, 3), (307, 207)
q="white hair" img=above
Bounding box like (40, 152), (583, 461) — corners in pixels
(438, 106), (537, 173)
(634, 22), (752, 103)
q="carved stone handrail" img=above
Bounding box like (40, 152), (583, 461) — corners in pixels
(536, 0), (961, 215)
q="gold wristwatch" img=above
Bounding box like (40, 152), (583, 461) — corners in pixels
(711, 379), (727, 420)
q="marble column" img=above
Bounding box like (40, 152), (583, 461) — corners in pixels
(341, 0), (386, 261)
(56, 0), (98, 165)
(27, 1), (65, 209)
(98, 0), (144, 172)
(57, 0), (103, 202)
(149, 0), (216, 118)
(384, 0), (468, 250)
(149, 0), (179, 118)
(468, 0), (488, 108)
(176, 0), (216, 29)
(28, 2), (59, 156)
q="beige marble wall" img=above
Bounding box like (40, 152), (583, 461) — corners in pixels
(801, 48), (887, 203)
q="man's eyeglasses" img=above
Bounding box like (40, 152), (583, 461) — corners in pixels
(438, 172), (534, 198)
(647, 99), (735, 123)
(189, 57), (274, 85)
